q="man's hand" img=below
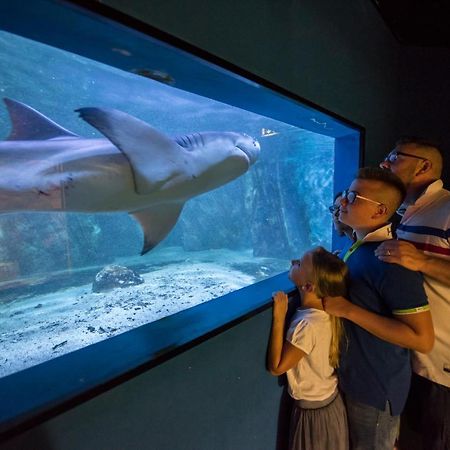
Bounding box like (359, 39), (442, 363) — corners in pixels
(322, 295), (353, 318)
(375, 240), (427, 272)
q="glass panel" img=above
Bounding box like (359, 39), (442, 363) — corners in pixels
(0, 2), (359, 381)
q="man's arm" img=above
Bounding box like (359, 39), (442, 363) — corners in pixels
(267, 292), (305, 376)
(323, 296), (434, 353)
(376, 240), (450, 285)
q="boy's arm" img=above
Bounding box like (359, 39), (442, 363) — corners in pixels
(267, 292), (306, 376)
(323, 296), (434, 353)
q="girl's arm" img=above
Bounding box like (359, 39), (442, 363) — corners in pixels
(267, 291), (306, 376)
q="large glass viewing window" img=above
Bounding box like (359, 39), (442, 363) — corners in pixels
(0, 0), (362, 438)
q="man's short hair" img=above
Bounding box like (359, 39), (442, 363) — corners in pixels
(395, 136), (441, 154)
(395, 136), (443, 177)
(356, 166), (407, 204)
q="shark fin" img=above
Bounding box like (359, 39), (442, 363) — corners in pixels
(4, 98), (78, 141)
(76, 107), (187, 195)
(131, 203), (184, 255)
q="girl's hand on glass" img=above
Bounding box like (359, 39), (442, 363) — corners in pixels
(272, 291), (288, 318)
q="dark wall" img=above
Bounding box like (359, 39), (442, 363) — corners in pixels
(5, 1), (444, 449)
(2, 310), (290, 450)
(397, 47), (450, 184)
(102, 0), (402, 166)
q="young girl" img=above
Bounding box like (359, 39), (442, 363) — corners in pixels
(268, 246), (349, 450)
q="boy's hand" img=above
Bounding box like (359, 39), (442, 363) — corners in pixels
(322, 295), (352, 318)
(272, 291), (288, 318)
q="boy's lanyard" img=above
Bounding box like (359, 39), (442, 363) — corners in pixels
(343, 239), (364, 262)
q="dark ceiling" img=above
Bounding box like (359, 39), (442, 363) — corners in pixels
(373, 0), (450, 48)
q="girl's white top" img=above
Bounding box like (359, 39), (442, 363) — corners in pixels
(286, 307), (338, 401)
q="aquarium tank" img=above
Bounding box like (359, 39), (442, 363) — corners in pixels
(0, 0), (361, 435)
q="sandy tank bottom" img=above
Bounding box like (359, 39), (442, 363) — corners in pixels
(0, 247), (287, 379)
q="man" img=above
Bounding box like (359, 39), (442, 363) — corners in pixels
(377, 137), (450, 450)
(323, 167), (434, 450)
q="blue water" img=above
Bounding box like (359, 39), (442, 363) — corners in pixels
(0, 29), (335, 378)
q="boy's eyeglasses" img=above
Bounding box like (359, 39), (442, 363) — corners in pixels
(384, 151), (428, 163)
(342, 189), (384, 207)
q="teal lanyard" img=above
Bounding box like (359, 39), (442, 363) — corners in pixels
(343, 239), (364, 262)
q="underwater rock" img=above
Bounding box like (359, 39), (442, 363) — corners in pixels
(130, 68), (175, 85)
(0, 261), (19, 282)
(92, 265), (144, 293)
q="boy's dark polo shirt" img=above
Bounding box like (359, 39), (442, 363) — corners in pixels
(339, 240), (429, 415)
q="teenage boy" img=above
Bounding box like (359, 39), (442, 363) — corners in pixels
(323, 167), (434, 450)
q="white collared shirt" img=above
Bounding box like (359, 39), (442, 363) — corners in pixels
(360, 223), (394, 242)
(396, 179), (450, 387)
(343, 223), (393, 262)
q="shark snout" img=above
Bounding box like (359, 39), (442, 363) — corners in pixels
(236, 134), (260, 165)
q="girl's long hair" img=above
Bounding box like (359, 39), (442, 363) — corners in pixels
(309, 247), (349, 368)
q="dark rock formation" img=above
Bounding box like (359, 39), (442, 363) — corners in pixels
(92, 265), (144, 293)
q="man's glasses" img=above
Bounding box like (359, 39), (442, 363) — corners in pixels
(384, 151), (428, 164)
(341, 189), (384, 207)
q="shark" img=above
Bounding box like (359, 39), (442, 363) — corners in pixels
(0, 99), (260, 254)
